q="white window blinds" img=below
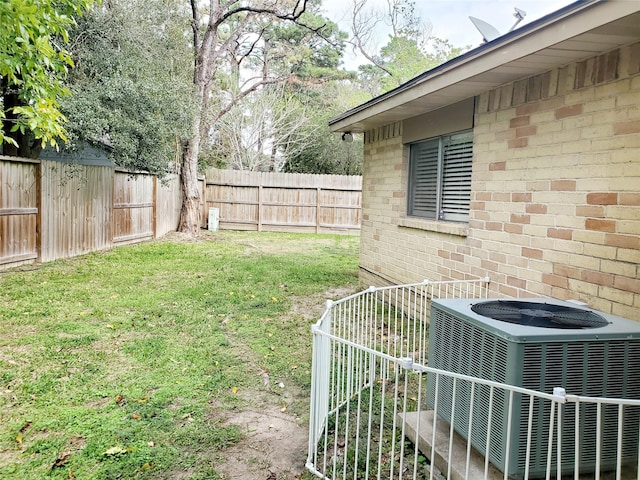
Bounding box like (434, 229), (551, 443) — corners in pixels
(408, 130), (473, 222)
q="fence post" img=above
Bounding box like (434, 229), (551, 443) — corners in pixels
(202, 175), (206, 230)
(199, 175), (206, 229)
(316, 187), (321, 234)
(35, 161), (42, 262)
(110, 167), (115, 246)
(309, 301), (333, 456)
(258, 185), (263, 232)
(152, 175), (158, 238)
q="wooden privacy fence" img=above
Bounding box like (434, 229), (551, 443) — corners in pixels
(203, 168), (362, 234)
(1, 157), (361, 270)
(0, 155), (181, 269)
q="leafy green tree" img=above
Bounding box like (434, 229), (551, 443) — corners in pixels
(377, 36), (465, 91)
(282, 82), (365, 175)
(283, 122), (363, 175)
(62, 0), (195, 175)
(0, 0), (94, 157)
(264, 8), (348, 81)
(378, 36), (428, 91)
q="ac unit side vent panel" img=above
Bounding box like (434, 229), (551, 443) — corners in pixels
(427, 298), (640, 479)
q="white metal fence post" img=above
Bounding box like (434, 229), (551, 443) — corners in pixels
(306, 301), (333, 476)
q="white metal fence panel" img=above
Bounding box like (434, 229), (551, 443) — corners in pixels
(307, 279), (640, 480)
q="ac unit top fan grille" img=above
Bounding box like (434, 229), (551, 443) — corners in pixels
(471, 300), (609, 329)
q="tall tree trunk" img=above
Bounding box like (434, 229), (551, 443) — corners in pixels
(177, 73), (204, 234)
(178, 79), (209, 235)
(178, 1), (214, 235)
(177, 117), (202, 235)
(177, 57), (215, 235)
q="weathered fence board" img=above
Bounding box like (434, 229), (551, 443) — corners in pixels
(39, 160), (113, 262)
(204, 169), (362, 234)
(0, 158), (39, 266)
(113, 170), (155, 245)
(156, 174), (182, 237)
(0, 156), (182, 270)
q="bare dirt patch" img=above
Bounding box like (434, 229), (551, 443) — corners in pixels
(211, 287), (356, 480)
(209, 358), (309, 480)
(217, 399), (308, 480)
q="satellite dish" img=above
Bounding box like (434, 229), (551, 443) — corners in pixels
(469, 16), (501, 43)
(470, 7), (527, 43)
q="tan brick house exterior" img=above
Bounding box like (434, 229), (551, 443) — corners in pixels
(331, 1), (640, 320)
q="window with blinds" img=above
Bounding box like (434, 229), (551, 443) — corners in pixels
(408, 130), (473, 222)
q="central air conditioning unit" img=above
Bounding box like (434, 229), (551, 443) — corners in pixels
(426, 298), (640, 479)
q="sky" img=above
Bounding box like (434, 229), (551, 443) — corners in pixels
(320, 0), (576, 68)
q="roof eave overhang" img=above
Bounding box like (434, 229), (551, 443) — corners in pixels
(329, 0), (640, 133)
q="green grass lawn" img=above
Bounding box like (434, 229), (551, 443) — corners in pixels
(0, 231), (359, 479)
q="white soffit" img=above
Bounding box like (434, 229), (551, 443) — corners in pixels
(330, 1), (640, 133)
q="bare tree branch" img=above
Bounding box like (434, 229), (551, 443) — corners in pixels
(215, 0), (308, 30)
(190, 0), (199, 69)
(350, 0), (392, 76)
(213, 75), (285, 125)
(214, 83), (312, 172)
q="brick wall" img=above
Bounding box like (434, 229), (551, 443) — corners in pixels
(359, 42), (640, 320)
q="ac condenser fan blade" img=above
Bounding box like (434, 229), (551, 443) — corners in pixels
(471, 300), (608, 329)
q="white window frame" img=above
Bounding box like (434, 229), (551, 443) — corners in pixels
(408, 129), (473, 223)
